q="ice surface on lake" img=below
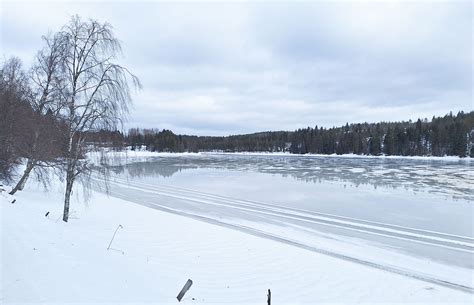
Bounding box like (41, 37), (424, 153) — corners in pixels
(112, 154), (473, 200)
(108, 153), (473, 234)
(108, 154), (474, 220)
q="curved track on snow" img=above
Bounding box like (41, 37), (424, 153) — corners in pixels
(92, 176), (474, 294)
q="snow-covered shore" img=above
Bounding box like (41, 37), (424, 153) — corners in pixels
(212, 151), (472, 162)
(88, 148), (472, 166)
(1, 179), (473, 304)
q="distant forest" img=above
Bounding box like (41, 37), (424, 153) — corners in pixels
(118, 111), (474, 157)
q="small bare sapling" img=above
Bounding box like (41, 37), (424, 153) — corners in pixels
(107, 224), (124, 254)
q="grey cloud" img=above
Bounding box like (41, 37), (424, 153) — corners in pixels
(1, 1), (472, 136)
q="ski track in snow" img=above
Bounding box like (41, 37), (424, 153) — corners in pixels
(92, 176), (474, 294)
(107, 176), (474, 251)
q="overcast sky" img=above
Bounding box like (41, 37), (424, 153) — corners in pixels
(1, 0), (472, 135)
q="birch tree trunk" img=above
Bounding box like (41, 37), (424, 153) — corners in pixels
(9, 159), (35, 195)
(63, 160), (75, 222)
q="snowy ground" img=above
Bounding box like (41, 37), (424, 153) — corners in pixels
(2, 177), (473, 304)
(96, 176), (474, 289)
(2, 152), (474, 303)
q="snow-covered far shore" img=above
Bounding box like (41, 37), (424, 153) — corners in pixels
(205, 151), (472, 161)
(86, 150), (204, 166)
(88, 148), (472, 164)
(1, 179), (473, 304)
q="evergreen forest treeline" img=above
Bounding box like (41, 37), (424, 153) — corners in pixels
(124, 111), (474, 157)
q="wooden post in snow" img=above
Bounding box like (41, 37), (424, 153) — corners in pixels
(177, 279), (193, 302)
(267, 289), (271, 305)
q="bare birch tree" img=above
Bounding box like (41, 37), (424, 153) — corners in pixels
(9, 33), (67, 195)
(53, 16), (140, 222)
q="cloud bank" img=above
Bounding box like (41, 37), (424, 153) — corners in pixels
(1, 0), (472, 135)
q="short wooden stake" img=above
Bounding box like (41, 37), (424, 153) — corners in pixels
(177, 279), (193, 302)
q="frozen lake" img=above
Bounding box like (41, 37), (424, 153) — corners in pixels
(95, 153), (474, 292)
